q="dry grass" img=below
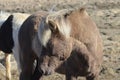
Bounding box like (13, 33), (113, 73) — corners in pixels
(0, 0), (120, 80)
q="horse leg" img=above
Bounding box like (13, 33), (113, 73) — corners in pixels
(65, 73), (77, 80)
(20, 59), (34, 80)
(86, 74), (99, 80)
(5, 53), (11, 80)
(32, 58), (43, 80)
(65, 67), (77, 80)
(20, 52), (35, 80)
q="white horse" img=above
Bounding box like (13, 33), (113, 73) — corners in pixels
(0, 11), (30, 80)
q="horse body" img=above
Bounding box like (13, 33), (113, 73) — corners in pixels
(38, 8), (103, 80)
(67, 9), (103, 79)
(0, 12), (29, 80)
(18, 11), (48, 80)
(12, 13), (30, 71)
(18, 8), (103, 80)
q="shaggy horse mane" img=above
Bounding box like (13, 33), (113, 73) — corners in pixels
(38, 8), (87, 46)
(45, 8), (87, 38)
(46, 7), (86, 22)
(46, 9), (72, 37)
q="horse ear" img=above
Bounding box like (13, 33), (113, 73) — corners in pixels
(48, 20), (58, 32)
(79, 8), (88, 16)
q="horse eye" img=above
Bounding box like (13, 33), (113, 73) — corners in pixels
(55, 54), (65, 61)
(59, 57), (65, 61)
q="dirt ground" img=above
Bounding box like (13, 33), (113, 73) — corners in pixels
(0, 0), (120, 80)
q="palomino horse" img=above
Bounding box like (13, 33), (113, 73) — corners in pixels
(19, 8), (103, 80)
(0, 12), (30, 80)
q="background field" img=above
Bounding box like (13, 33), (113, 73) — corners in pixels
(0, 0), (120, 80)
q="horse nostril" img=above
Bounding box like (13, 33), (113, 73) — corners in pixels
(47, 70), (52, 75)
(44, 70), (52, 75)
(39, 68), (50, 75)
(40, 70), (44, 74)
(44, 71), (48, 75)
(38, 68), (44, 74)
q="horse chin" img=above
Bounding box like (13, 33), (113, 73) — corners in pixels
(39, 66), (55, 76)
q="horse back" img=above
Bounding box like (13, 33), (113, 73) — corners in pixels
(68, 8), (103, 62)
